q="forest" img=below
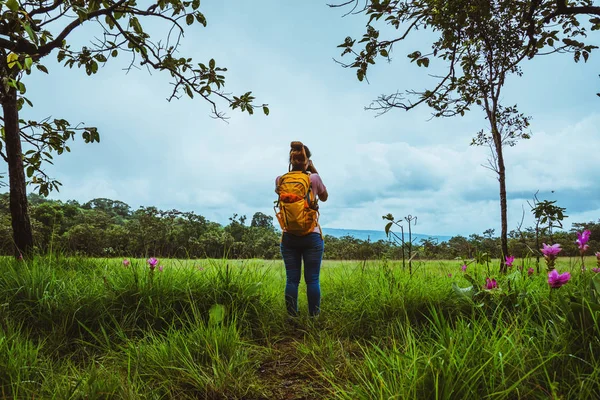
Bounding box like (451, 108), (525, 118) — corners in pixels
(1, 193), (597, 262)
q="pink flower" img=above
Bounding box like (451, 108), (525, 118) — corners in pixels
(122, 259), (130, 267)
(548, 270), (571, 288)
(592, 268), (600, 273)
(447, 273), (452, 277)
(158, 265), (164, 272)
(484, 278), (498, 290)
(596, 251), (600, 259)
(147, 257), (158, 270)
(541, 243), (562, 257)
(505, 255), (515, 268)
(527, 267), (534, 276)
(461, 264), (467, 272)
(576, 230), (591, 252)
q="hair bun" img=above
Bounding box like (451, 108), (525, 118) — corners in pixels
(290, 141), (304, 151)
(289, 141), (307, 168)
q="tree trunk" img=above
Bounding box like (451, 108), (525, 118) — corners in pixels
(2, 88), (33, 258)
(492, 128), (509, 273)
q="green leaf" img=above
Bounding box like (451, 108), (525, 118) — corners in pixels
(186, 14), (194, 25)
(591, 274), (600, 302)
(6, 52), (18, 68)
(357, 69), (364, 82)
(209, 58), (215, 69)
(209, 304), (225, 326)
(384, 221), (393, 236)
(262, 106), (269, 115)
(6, 0), (18, 12)
(452, 282), (474, 300)
(380, 49), (388, 57)
(195, 12), (207, 27)
(24, 57), (33, 70)
(35, 64), (48, 74)
(17, 81), (26, 94)
(245, 282), (262, 296)
(22, 22), (38, 46)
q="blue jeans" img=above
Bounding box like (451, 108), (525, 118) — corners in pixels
(280, 232), (324, 317)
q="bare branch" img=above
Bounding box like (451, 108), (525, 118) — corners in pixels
(366, 42), (461, 116)
(38, 6), (73, 28)
(327, 0), (368, 17)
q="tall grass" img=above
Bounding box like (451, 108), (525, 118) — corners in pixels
(1, 255), (599, 398)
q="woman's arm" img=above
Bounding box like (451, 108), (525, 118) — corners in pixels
(310, 172), (328, 202)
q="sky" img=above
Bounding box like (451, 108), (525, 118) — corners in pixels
(4, 1), (600, 237)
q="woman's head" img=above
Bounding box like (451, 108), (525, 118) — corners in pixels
(289, 141), (311, 171)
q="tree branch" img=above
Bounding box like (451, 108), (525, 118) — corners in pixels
(106, 14), (226, 118)
(28, 0), (66, 18)
(544, 1), (600, 23)
(36, 0), (128, 58)
(0, 36), (38, 54)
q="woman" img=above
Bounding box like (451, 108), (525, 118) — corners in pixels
(275, 142), (328, 317)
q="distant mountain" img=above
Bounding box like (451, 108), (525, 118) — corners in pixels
(321, 227), (453, 244)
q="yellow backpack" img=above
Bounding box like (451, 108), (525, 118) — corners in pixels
(274, 171), (319, 236)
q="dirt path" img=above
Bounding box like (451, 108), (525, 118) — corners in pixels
(252, 333), (332, 400)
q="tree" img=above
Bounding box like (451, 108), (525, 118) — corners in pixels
(529, 193), (567, 270)
(250, 211), (275, 230)
(0, 0), (268, 258)
(332, 0), (598, 272)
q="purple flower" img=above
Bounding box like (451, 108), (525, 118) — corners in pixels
(447, 273), (452, 278)
(541, 243), (562, 257)
(484, 278), (498, 290)
(122, 259), (130, 267)
(461, 264), (467, 272)
(527, 267), (534, 276)
(548, 270), (571, 288)
(158, 265), (164, 272)
(576, 230), (591, 252)
(147, 257), (158, 270)
(505, 255), (515, 268)
(596, 251), (600, 259)
(592, 267), (600, 273)
(541, 243), (562, 270)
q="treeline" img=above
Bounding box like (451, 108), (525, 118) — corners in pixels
(0, 194), (598, 260)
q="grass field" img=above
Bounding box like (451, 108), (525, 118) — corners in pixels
(1, 255), (600, 399)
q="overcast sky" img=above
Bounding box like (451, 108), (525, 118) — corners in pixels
(5, 1), (600, 237)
